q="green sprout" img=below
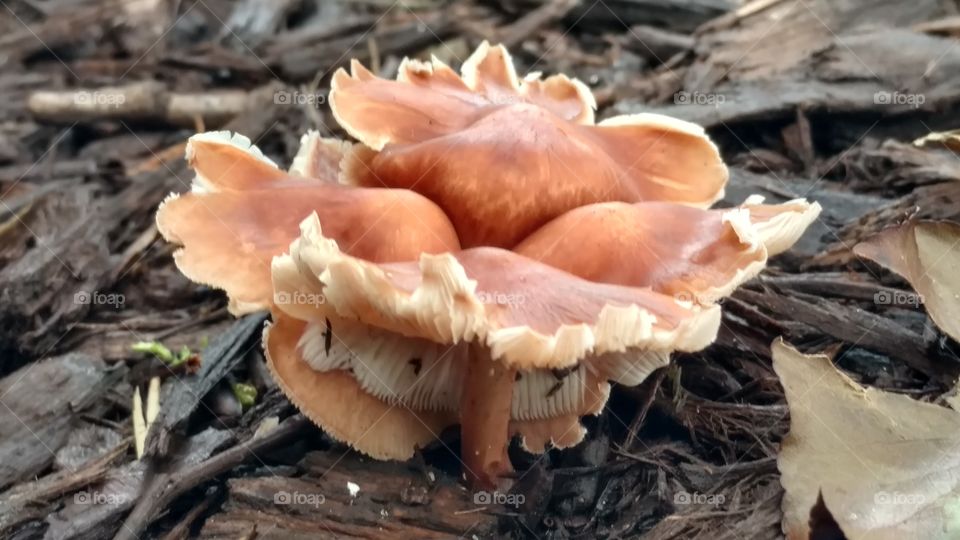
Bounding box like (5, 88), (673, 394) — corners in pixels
(232, 383), (258, 409)
(132, 341), (194, 368)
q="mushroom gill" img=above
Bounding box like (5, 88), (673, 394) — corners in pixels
(157, 42), (821, 491)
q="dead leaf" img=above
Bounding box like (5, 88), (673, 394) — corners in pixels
(774, 338), (960, 540)
(853, 220), (960, 342)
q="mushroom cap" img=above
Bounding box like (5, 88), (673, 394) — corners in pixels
(330, 42), (596, 152)
(330, 43), (727, 248)
(273, 213), (722, 370)
(156, 131), (460, 314)
(288, 130), (355, 181)
(738, 196), (822, 256)
(515, 198), (821, 303)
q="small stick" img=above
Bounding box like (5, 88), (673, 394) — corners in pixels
(28, 82), (251, 127)
(113, 415), (310, 540)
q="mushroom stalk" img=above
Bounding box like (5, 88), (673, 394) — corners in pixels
(460, 346), (515, 489)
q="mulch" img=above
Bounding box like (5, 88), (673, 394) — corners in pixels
(1, 0), (959, 538)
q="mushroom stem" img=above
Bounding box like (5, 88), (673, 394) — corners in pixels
(460, 346), (515, 490)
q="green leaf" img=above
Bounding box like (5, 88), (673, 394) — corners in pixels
(132, 341), (193, 367)
(131, 341), (175, 363)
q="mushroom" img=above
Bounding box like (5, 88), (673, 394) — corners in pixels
(157, 42), (821, 489)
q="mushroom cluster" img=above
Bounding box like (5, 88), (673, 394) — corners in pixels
(157, 42), (820, 488)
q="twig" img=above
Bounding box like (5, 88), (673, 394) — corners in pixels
(623, 369), (666, 451)
(113, 415), (310, 540)
(28, 82), (253, 127)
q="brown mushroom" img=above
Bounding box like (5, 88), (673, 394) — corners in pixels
(157, 42), (821, 490)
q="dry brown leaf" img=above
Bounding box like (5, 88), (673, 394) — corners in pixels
(853, 220), (960, 342)
(774, 338), (960, 540)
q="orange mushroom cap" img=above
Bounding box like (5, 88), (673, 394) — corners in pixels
(331, 41), (728, 248)
(274, 213), (723, 368)
(156, 130), (459, 314)
(515, 197), (821, 303)
(156, 42), (821, 489)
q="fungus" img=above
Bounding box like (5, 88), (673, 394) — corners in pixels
(157, 42), (821, 490)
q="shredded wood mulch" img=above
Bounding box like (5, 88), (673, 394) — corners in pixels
(1, 0), (959, 538)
